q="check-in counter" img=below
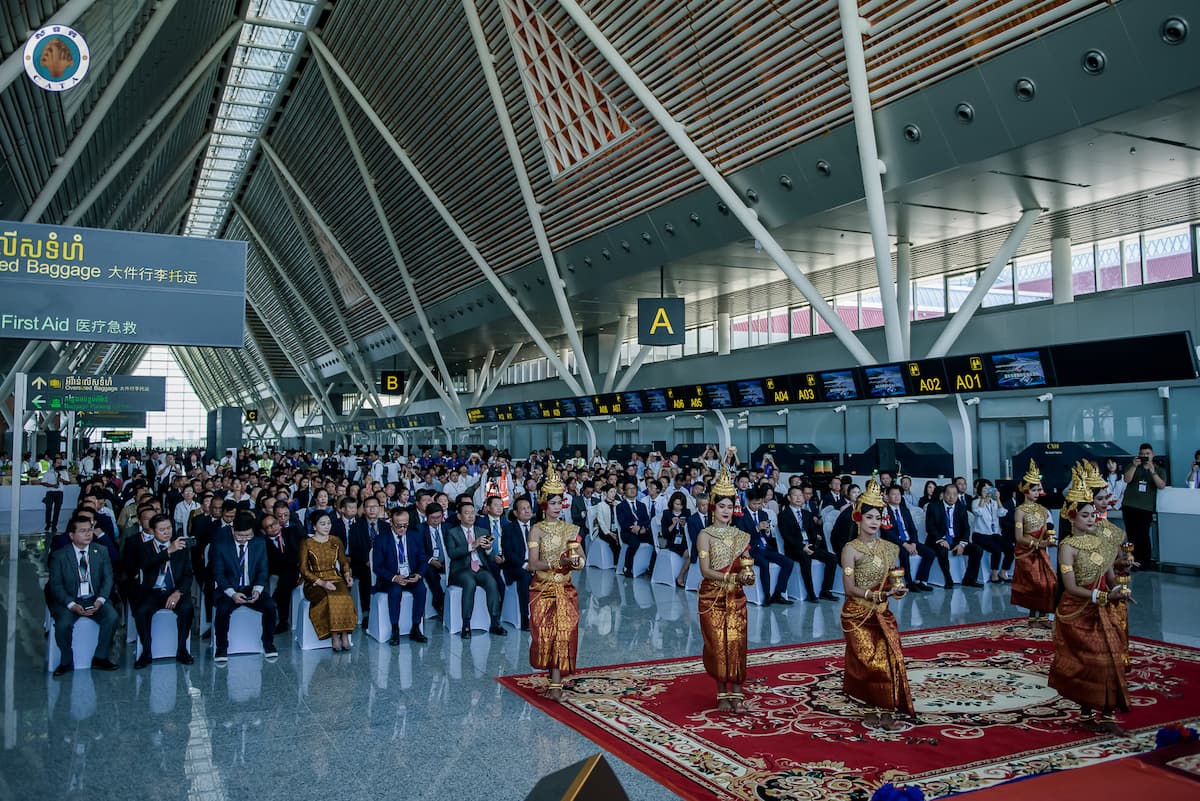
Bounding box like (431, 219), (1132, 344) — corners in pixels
(1157, 488), (1200, 568)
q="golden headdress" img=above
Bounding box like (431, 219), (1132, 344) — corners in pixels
(1020, 458), (1042, 489)
(1080, 459), (1107, 490)
(710, 462), (737, 503)
(539, 462), (565, 502)
(855, 478), (886, 514)
(1062, 464), (1093, 516)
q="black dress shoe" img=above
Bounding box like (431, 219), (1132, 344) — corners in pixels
(489, 625), (508, 636)
(91, 658), (119, 671)
(804, 596), (820, 604)
(461, 630), (472, 639)
(916, 582), (934, 592)
(622, 569), (633, 578)
(942, 581), (955, 588)
(176, 651), (195, 665)
(962, 580), (984, 588)
(388, 631), (401, 646)
(409, 630), (428, 644)
(52, 663), (73, 677)
(134, 655), (152, 670)
(819, 591), (838, 601)
(771, 595), (794, 606)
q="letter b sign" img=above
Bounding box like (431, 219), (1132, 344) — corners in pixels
(380, 370), (406, 394)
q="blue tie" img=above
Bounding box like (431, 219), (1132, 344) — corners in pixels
(945, 506), (955, 544)
(396, 536), (405, 566)
(894, 509), (906, 541)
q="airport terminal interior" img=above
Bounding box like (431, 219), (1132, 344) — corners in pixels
(3, 1), (1200, 799)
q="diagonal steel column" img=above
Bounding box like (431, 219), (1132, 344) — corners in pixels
(615, 346), (652, 392)
(462, 0), (596, 394)
(257, 156), (386, 417)
(243, 329), (299, 434)
(399, 374), (428, 415)
(835, 0), (904, 362)
(470, 348), (496, 407)
(129, 135), (211, 232)
(308, 33), (586, 395)
(926, 208), (1041, 358)
(602, 315), (629, 393)
(101, 87), (208, 229)
(896, 242), (913, 359)
(308, 50), (467, 418)
(477, 342), (523, 406)
(244, 290), (340, 422)
(233, 204), (384, 418)
(172, 348), (219, 409)
(555, 0), (875, 366)
(0, 0), (99, 94)
(25, 0), (181, 223)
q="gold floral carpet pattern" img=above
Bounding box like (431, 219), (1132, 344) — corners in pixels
(498, 620), (1200, 800)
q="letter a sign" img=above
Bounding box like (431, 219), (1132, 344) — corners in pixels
(637, 297), (684, 345)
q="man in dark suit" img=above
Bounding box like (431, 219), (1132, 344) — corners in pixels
(347, 496), (384, 630)
(120, 503), (158, 608)
(736, 488), (794, 606)
(923, 484), (983, 587)
(418, 502), (449, 617)
(444, 500), (505, 639)
(261, 508), (300, 634)
(882, 486), (934, 592)
(478, 495), (511, 598)
(47, 514), (120, 675)
(499, 496), (533, 630)
(133, 513), (194, 668)
(830, 502), (857, 555)
(616, 480), (655, 578)
(686, 495), (710, 565)
(210, 512), (278, 662)
(569, 481), (596, 529)
(373, 507), (428, 644)
(778, 486), (837, 602)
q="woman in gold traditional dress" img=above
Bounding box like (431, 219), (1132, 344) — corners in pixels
(840, 479), (913, 731)
(527, 465), (585, 701)
(299, 509), (358, 651)
(1010, 459), (1056, 627)
(1081, 459), (1133, 673)
(696, 463), (755, 713)
(1048, 466), (1131, 734)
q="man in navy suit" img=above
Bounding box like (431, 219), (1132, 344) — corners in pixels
(736, 488), (794, 606)
(778, 486), (837, 602)
(882, 485), (934, 592)
(330, 495), (358, 549)
(373, 507), (428, 644)
(498, 497), (533, 630)
(923, 484), (983, 587)
(616, 480), (655, 577)
(348, 496), (385, 631)
(418, 502), (449, 617)
(211, 512), (277, 663)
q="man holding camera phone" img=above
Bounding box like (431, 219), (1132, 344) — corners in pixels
(133, 514), (194, 668)
(1122, 443), (1165, 567)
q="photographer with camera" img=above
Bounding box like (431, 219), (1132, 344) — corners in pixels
(1186, 449), (1200, 490)
(1123, 443), (1166, 567)
(971, 480), (1012, 583)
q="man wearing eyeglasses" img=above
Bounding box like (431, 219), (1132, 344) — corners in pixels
(372, 507), (428, 644)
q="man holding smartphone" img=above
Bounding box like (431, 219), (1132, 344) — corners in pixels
(48, 514), (120, 676)
(1123, 443), (1166, 567)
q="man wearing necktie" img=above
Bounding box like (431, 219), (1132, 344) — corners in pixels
(48, 515), (120, 676)
(499, 496), (533, 630)
(481, 496), (509, 601)
(444, 500), (505, 638)
(686, 495), (710, 568)
(778, 486), (837, 602)
(133, 514), (194, 668)
(736, 488), (794, 605)
(881, 486), (934, 592)
(262, 511), (300, 634)
(348, 497), (387, 632)
(616, 480), (656, 578)
(923, 484), (983, 588)
(211, 513), (278, 663)
(419, 503), (449, 617)
(372, 508), (428, 644)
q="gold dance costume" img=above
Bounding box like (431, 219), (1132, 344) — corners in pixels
(1097, 518), (1131, 671)
(698, 525), (750, 684)
(1047, 532), (1130, 712)
(1010, 502), (1056, 614)
(299, 535), (358, 639)
(529, 519), (582, 674)
(841, 538), (914, 714)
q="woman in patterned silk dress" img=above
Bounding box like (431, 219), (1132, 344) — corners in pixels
(1011, 459), (1056, 626)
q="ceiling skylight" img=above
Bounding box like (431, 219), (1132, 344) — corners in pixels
(182, 0), (320, 239)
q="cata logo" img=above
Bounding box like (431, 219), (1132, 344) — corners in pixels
(24, 25), (90, 92)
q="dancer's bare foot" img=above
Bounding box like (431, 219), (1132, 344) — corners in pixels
(717, 694), (733, 712)
(864, 712), (882, 728)
(546, 683), (563, 701)
(878, 712), (904, 732)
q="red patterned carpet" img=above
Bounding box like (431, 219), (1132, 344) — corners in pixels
(497, 620), (1200, 801)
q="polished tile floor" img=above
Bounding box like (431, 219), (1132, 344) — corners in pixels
(1, 536), (1196, 801)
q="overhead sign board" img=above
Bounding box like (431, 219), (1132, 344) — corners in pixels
(78, 410), (147, 428)
(27, 374), (165, 413)
(102, 430), (132, 442)
(380, 370), (406, 394)
(637, 297), (684, 345)
(245, 409), (258, 422)
(464, 332), (1198, 425)
(0, 221), (246, 347)
(301, 411), (442, 436)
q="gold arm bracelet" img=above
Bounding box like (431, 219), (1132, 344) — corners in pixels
(698, 550), (709, 559)
(1060, 564), (1073, 572)
(843, 567), (855, 576)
